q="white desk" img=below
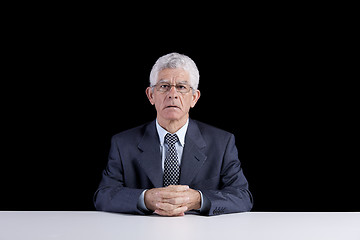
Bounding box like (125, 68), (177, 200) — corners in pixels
(0, 211), (359, 240)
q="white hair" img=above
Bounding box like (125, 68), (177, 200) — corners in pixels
(149, 52), (200, 90)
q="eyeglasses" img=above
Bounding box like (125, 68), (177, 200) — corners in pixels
(152, 82), (193, 94)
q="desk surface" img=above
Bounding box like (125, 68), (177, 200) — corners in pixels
(0, 211), (359, 240)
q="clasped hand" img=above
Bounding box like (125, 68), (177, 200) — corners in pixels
(144, 185), (201, 216)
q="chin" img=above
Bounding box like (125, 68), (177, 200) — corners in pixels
(161, 113), (184, 121)
(161, 109), (183, 120)
(164, 115), (182, 121)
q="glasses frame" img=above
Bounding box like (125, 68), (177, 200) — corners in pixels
(151, 82), (193, 94)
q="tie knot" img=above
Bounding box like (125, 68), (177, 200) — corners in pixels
(165, 133), (179, 145)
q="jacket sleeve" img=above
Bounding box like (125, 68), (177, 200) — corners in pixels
(199, 134), (253, 216)
(93, 135), (150, 215)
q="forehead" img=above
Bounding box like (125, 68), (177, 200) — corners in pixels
(157, 68), (190, 82)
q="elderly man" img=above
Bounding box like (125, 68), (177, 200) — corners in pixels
(93, 52), (253, 216)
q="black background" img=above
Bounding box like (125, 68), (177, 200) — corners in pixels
(1, 6), (358, 212)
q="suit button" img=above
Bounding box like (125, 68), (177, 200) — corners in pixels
(213, 207), (220, 215)
(213, 207), (225, 215)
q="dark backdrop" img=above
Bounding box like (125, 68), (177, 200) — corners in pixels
(2, 9), (358, 212)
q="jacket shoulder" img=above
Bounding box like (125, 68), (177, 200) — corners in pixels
(192, 119), (234, 139)
(111, 121), (153, 143)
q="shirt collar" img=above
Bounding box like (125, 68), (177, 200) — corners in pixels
(156, 118), (189, 147)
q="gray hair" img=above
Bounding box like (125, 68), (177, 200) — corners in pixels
(149, 52), (200, 90)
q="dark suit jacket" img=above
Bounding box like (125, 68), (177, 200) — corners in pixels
(93, 118), (253, 216)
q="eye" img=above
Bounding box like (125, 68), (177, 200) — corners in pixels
(176, 84), (187, 89)
(160, 84), (170, 89)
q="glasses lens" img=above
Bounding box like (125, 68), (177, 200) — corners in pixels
(156, 84), (170, 92)
(155, 83), (191, 93)
(176, 84), (190, 93)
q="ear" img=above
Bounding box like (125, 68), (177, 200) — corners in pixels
(190, 90), (201, 108)
(146, 87), (155, 105)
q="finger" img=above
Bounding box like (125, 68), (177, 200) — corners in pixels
(165, 185), (189, 191)
(154, 206), (188, 216)
(163, 196), (190, 205)
(158, 189), (189, 199)
(156, 202), (180, 211)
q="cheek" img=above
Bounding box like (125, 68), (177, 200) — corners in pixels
(153, 96), (166, 110)
(182, 97), (193, 110)
(154, 100), (162, 110)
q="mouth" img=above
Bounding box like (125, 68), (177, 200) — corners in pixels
(164, 105), (180, 109)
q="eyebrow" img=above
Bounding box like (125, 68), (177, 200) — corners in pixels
(157, 80), (190, 85)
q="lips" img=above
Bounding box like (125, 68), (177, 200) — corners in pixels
(165, 105), (180, 109)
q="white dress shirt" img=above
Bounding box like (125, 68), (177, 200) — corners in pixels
(138, 118), (204, 212)
(156, 118), (188, 170)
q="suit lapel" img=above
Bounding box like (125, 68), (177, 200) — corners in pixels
(179, 119), (207, 185)
(137, 121), (163, 188)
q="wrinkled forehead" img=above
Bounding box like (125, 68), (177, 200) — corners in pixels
(157, 68), (190, 83)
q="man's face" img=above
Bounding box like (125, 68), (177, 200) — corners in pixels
(146, 68), (200, 123)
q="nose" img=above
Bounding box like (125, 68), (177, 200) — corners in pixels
(167, 85), (179, 99)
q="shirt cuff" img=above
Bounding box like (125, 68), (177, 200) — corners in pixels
(137, 189), (150, 212)
(198, 190), (210, 213)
